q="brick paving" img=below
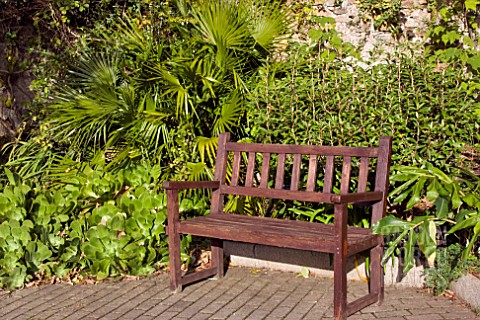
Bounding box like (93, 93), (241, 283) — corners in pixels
(0, 267), (478, 319)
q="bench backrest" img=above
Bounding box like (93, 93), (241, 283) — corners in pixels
(210, 133), (392, 224)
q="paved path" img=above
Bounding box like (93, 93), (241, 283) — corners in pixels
(0, 267), (478, 319)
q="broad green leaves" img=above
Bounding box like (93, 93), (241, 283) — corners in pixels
(374, 164), (480, 273)
(0, 163), (189, 290)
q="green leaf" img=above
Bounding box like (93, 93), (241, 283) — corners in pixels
(307, 28), (323, 42)
(372, 216), (415, 235)
(6, 266), (27, 290)
(403, 229), (417, 274)
(448, 214), (480, 234)
(462, 223), (480, 260)
(4, 168), (16, 186)
(435, 196), (449, 219)
(467, 55), (480, 70)
(382, 229), (409, 265)
(406, 177), (426, 210)
(418, 220), (437, 267)
(466, 0), (480, 11)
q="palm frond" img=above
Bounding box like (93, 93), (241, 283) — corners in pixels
(213, 91), (244, 135)
(68, 53), (119, 90)
(144, 62), (194, 117)
(246, 0), (292, 52)
(195, 136), (218, 165)
(186, 162), (214, 181)
(192, 0), (253, 66)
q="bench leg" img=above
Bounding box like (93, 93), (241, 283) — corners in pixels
(334, 251), (347, 320)
(167, 228), (182, 293)
(211, 238), (224, 279)
(369, 244), (384, 304)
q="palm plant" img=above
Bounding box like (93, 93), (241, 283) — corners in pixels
(4, 0), (291, 185)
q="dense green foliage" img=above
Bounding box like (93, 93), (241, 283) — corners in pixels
(1, 0), (480, 291)
(1, 0), (292, 289)
(0, 163), (177, 289)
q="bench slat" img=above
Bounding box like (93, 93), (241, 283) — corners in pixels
(245, 152), (256, 187)
(275, 153), (286, 189)
(290, 154), (302, 191)
(226, 142), (378, 157)
(260, 153), (271, 188)
(231, 151), (241, 187)
(306, 154), (318, 192)
(323, 155), (335, 193)
(358, 157), (369, 192)
(340, 156), (352, 194)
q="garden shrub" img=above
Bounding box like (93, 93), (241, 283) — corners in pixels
(0, 163), (200, 290)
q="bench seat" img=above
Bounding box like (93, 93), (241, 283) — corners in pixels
(179, 214), (382, 256)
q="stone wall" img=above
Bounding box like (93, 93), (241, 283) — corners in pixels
(305, 0), (431, 59)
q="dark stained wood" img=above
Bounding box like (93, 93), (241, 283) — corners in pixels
(178, 214), (381, 255)
(260, 153), (271, 188)
(220, 185), (335, 203)
(358, 157), (369, 193)
(181, 267), (217, 286)
(163, 181), (220, 190)
(167, 189), (182, 293)
(306, 154), (318, 192)
(372, 136), (393, 224)
(245, 152), (256, 187)
(340, 156), (351, 194)
(211, 238), (224, 279)
(334, 203), (348, 320)
(275, 153), (286, 189)
(226, 142), (378, 157)
(163, 133), (393, 320)
(231, 151), (241, 187)
(370, 245), (384, 303)
(330, 191), (383, 204)
(210, 133), (230, 215)
(347, 293), (378, 316)
(323, 155), (334, 193)
(290, 153), (302, 191)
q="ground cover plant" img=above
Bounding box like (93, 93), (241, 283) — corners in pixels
(1, 0), (480, 293)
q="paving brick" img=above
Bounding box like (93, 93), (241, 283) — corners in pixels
(373, 309), (412, 318)
(347, 313), (376, 319)
(441, 311), (480, 319)
(405, 314), (447, 320)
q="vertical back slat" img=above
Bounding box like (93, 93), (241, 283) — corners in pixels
(245, 152), (256, 187)
(323, 156), (335, 193)
(231, 151), (241, 187)
(210, 133), (230, 214)
(340, 156), (352, 194)
(372, 137), (393, 223)
(290, 154), (302, 191)
(275, 153), (286, 189)
(306, 155), (318, 192)
(260, 153), (271, 188)
(358, 157), (369, 193)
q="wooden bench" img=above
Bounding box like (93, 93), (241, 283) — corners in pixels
(164, 133), (392, 320)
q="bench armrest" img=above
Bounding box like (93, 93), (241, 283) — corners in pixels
(162, 181), (220, 190)
(330, 191), (384, 204)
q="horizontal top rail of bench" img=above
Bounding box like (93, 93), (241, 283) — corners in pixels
(225, 141), (379, 157)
